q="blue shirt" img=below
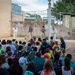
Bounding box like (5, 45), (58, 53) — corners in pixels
(32, 57), (45, 73)
(0, 68), (9, 75)
(61, 40), (66, 49)
(70, 60), (75, 73)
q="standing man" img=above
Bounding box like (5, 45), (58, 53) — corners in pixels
(51, 26), (57, 41)
(41, 25), (46, 38)
(29, 25), (33, 39)
(13, 26), (18, 39)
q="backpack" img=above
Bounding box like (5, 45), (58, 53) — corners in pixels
(15, 50), (24, 59)
(27, 51), (35, 62)
(53, 60), (62, 73)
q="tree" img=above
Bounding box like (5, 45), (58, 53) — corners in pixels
(52, 1), (66, 19)
(52, 0), (75, 19)
(26, 13), (42, 22)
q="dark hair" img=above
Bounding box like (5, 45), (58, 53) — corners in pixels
(1, 40), (6, 45)
(33, 37), (36, 40)
(9, 40), (12, 44)
(0, 55), (6, 63)
(30, 38), (33, 42)
(22, 42), (26, 45)
(50, 36), (53, 40)
(43, 25), (45, 28)
(12, 39), (16, 42)
(23, 52), (28, 56)
(7, 51), (12, 56)
(35, 52), (41, 57)
(60, 37), (64, 43)
(54, 54), (60, 61)
(62, 50), (66, 53)
(54, 41), (58, 45)
(38, 38), (42, 42)
(27, 62), (36, 74)
(16, 41), (18, 44)
(43, 38), (46, 42)
(0, 44), (2, 49)
(45, 48), (50, 53)
(19, 41), (22, 44)
(64, 57), (70, 70)
(8, 58), (23, 75)
(60, 37), (64, 41)
(0, 60), (2, 65)
(66, 54), (72, 60)
(28, 43), (31, 46)
(7, 40), (10, 44)
(0, 40), (1, 42)
(18, 46), (23, 51)
(40, 46), (46, 55)
(8, 58), (13, 66)
(6, 46), (11, 53)
(33, 47), (37, 52)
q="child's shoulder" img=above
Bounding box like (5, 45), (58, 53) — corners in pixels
(24, 71), (34, 75)
(52, 71), (56, 75)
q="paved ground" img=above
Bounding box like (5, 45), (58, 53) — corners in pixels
(0, 37), (75, 60)
(65, 40), (75, 61)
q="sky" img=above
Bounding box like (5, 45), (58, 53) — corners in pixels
(12, 0), (58, 17)
(12, 0), (58, 11)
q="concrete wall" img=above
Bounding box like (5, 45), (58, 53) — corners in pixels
(12, 22), (72, 39)
(64, 15), (71, 28)
(70, 17), (75, 29)
(12, 14), (23, 21)
(0, 0), (11, 37)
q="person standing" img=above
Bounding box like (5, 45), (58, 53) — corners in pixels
(29, 25), (33, 39)
(62, 57), (74, 75)
(32, 52), (45, 74)
(13, 27), (18, 39)
(0, 60), (9, 75)
(60, 37), (66, 50)
(41, 26), (46, 38)
(51, 26), (57, 41)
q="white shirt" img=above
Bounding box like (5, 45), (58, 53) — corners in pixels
(13, 27), (18, 32)
(62, 66), (71, 75)
(51, 28), (57, 34)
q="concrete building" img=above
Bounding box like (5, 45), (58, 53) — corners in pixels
(0, 0), (11, 37)
(12, 3), (21, 15)
(11, 3), (23, 22)
(25, 17), (36, 22)
(63, 14), (75, 29)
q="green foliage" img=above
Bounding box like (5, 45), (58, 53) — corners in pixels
(52, 0), (75, 19)
(26, 13), (42, 22)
